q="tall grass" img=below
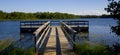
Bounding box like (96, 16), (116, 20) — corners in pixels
(74, 41), (111, 55)
(6, 48), (37, 55)
(0, 38), (37, 55)
(1, 47), (37, 55)
(0, 38), (13, 51)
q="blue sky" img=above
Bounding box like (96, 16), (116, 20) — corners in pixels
(0, 0), (109, 15)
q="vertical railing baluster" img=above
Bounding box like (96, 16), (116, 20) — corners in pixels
(33, 34), (37, 52)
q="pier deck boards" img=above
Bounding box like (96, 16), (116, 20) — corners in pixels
(44, 27), (56, 55)
(57, 27), (74, 55)
(44, 26), (74, 55)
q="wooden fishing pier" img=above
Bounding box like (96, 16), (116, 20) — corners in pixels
(20, 20), (89, 55)
(20, 21), (48, 32)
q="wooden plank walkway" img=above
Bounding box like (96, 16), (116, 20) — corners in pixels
(43, 26), (74, 55)
(44, 27), (56, 55)
(57, 27), (74, 55)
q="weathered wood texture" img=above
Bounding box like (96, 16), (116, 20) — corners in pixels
(57, 27), (74, 55)
(61, 22), (77, 49)
(33, 21), (50, 52)
(44, 27), (56, 55)
(33, 21), (50, 36)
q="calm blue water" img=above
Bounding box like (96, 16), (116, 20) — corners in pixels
(0, 18), (120, 48)
(75, 18), (120, 46)
(0, 21), (20, 40)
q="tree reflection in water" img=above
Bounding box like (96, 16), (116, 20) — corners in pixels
(75, 32), (89, 43)
(111, 21), (120, 36)
(110, 21), (120, 55)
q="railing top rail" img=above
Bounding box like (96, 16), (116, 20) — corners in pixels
(61, 22), (77, 33)
(63, 20), (89, 22)
(62, 20), (89, 26)
(33, 21), (50, 36)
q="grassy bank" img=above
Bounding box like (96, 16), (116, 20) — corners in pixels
(1, 47), (37, 55)
(0, 38), (13, 52)
(0, 38), (37, 55)
(4, 48), (37, 55)
(74, 41), (111, 55)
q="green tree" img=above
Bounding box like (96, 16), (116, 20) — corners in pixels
(105, 0), (120, 20)
(0, 10), (7, 20)
(1, 10), (107, 20)
(105, 0), (120, 36)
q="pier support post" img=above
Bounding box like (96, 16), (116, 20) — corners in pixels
(33, 34), (37, 52)
(73, 34), (75, 42)
(73, 34), (76, 50)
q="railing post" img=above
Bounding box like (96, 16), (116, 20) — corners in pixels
(73, 34), (75, 42)
(33, 34), (37, 52)
(73, 33), (76, 50)
(33, 21), (50, 52)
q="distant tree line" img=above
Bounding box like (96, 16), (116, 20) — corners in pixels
(79, 15), (112, 18)
(0, 10), (80, 20)
(0, 10), (112, 20)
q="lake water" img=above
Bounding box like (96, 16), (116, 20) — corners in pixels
(0, 18), (120, 48)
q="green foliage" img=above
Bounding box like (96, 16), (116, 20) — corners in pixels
(0, 10), (80, 20)
(0, 38), (37, 55)
(105, 0), (120, 20)
(34, 12), (78, 19)
(0, 10), (112, 20)
(0, 47), (37, 55)
(6, 48), (37, 55)
(0, 11), (7, 20)
(79, 15), (99, 18)
(0, 38), (13, 51)
(74, 42), (111, 55)
(0, 41), (1, 43)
